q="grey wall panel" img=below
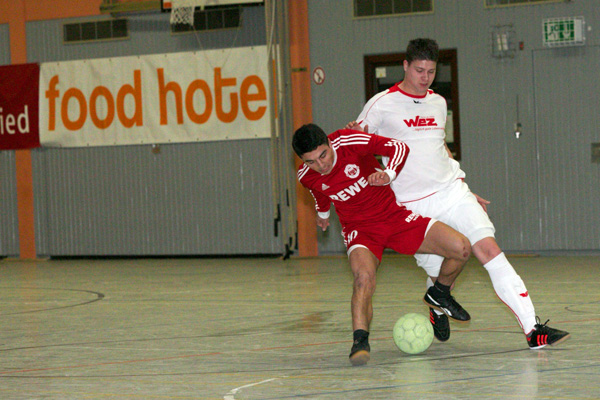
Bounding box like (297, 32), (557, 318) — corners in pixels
(533, 46), (600, 250)
(0, 23), (9, 65)
(26, 7), (266, 62)
(23, 5), (281, 256)
(308, 0), (600, 254)
(0, 151), (19, 257)
(33, 139), (279, 256)
(0, 24), (19, 257)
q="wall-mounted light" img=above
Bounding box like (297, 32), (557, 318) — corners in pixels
(491, 25), (516, 59)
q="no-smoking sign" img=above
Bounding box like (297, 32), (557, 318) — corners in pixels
(312, 67), (325, 85)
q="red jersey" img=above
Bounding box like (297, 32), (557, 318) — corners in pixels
(297, 129), (409, 227)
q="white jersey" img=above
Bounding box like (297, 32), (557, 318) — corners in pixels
(357, 83), (465, 203)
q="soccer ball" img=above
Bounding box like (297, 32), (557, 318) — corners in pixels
(393, 313), (434, 354)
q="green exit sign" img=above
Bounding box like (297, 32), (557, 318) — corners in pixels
(543, 17), (585, 47)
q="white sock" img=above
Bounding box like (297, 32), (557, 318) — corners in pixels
(426, 277), (444, 316)
(484, 253), (536, 334)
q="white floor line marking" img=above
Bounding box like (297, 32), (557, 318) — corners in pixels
(224, 377), (280, 400)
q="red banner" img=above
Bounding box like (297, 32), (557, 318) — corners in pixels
(0, 63), (40, 150)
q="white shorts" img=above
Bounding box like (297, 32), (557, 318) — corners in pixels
(400, 179), (495, 276)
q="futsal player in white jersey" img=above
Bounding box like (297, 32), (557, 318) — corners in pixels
(350, 38), (569, 349)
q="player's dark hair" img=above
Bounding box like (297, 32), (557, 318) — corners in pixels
(406, 38), (439, 64)
(292, 123), (329, 157)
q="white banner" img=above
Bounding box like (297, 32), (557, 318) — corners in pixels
(39, 46), (270, 147)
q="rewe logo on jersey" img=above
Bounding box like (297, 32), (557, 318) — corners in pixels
(404, 116), (437, 127)
(329, 176), (369, 202)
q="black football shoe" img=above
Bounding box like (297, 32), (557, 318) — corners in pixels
(527, 317), (571, 349)
(423, 287), (470, 322)
(430, 307), (450, 342)
(349, 336), (370, 366)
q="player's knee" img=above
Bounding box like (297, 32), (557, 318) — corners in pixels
(353, 269), (376, 293)
(472, 237), (501, 263)
(452, 234), (471, 262)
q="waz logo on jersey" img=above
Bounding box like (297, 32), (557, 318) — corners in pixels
(403, 116), (438, 127)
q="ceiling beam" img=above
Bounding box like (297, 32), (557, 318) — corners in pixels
(99, 0), (162, 14)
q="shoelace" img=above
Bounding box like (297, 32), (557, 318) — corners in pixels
(535, 317), (551, 329)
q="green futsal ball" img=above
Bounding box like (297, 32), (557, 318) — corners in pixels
(393, 313), (434, 354)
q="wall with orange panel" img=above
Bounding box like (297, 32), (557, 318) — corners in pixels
(3, 0), (102, 259)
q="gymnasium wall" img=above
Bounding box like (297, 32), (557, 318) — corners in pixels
(3, 1), (599, 257)
(307, 0), (600, 254)
(0, 23), (20, 257)
(18, 6), (280, 256)
(0, 149), (18, 257)
(0, 24), (9, 68)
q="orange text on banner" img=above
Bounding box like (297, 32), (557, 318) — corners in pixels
(46, 70), (143, 131)
(45, 68), (267, 130)
(157, 67), (267, 125)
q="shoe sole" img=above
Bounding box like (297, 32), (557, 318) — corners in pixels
(529, 333), (571, 350)
(423, 298), (470, 323)
(349, 350), (370, 366)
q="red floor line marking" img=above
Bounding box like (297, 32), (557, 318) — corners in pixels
(0, 352), (222, 375)
(0, 340), (350, 376)
(2, 317), (590, 376)
(251, 340), (349, 351)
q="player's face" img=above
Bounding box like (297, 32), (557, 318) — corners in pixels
(402, 59), (437, 96)
(300, 143), (335, 175)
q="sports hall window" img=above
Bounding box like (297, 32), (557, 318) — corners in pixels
(354, 0), (433, 18)
(485, 0), (561, 7)
(63, 19), (128, 43)
(171, 5), (242, 33)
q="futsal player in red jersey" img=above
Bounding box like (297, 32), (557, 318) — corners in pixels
(293, 123), (471, 366)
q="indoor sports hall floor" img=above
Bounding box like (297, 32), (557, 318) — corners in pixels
(0, 254), (597, 399)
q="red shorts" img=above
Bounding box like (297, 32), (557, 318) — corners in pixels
(342, 207), (432, 262)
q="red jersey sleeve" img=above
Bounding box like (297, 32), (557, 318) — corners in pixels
(309, 189), (331, 214)
(344, 129), (410, 179)
(297, 164), (331, 214)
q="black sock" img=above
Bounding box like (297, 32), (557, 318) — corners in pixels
(353, 329), (369, 342)
(433, 280), (451, 296)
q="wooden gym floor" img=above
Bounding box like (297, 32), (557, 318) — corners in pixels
(0, 254), (597, 399)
